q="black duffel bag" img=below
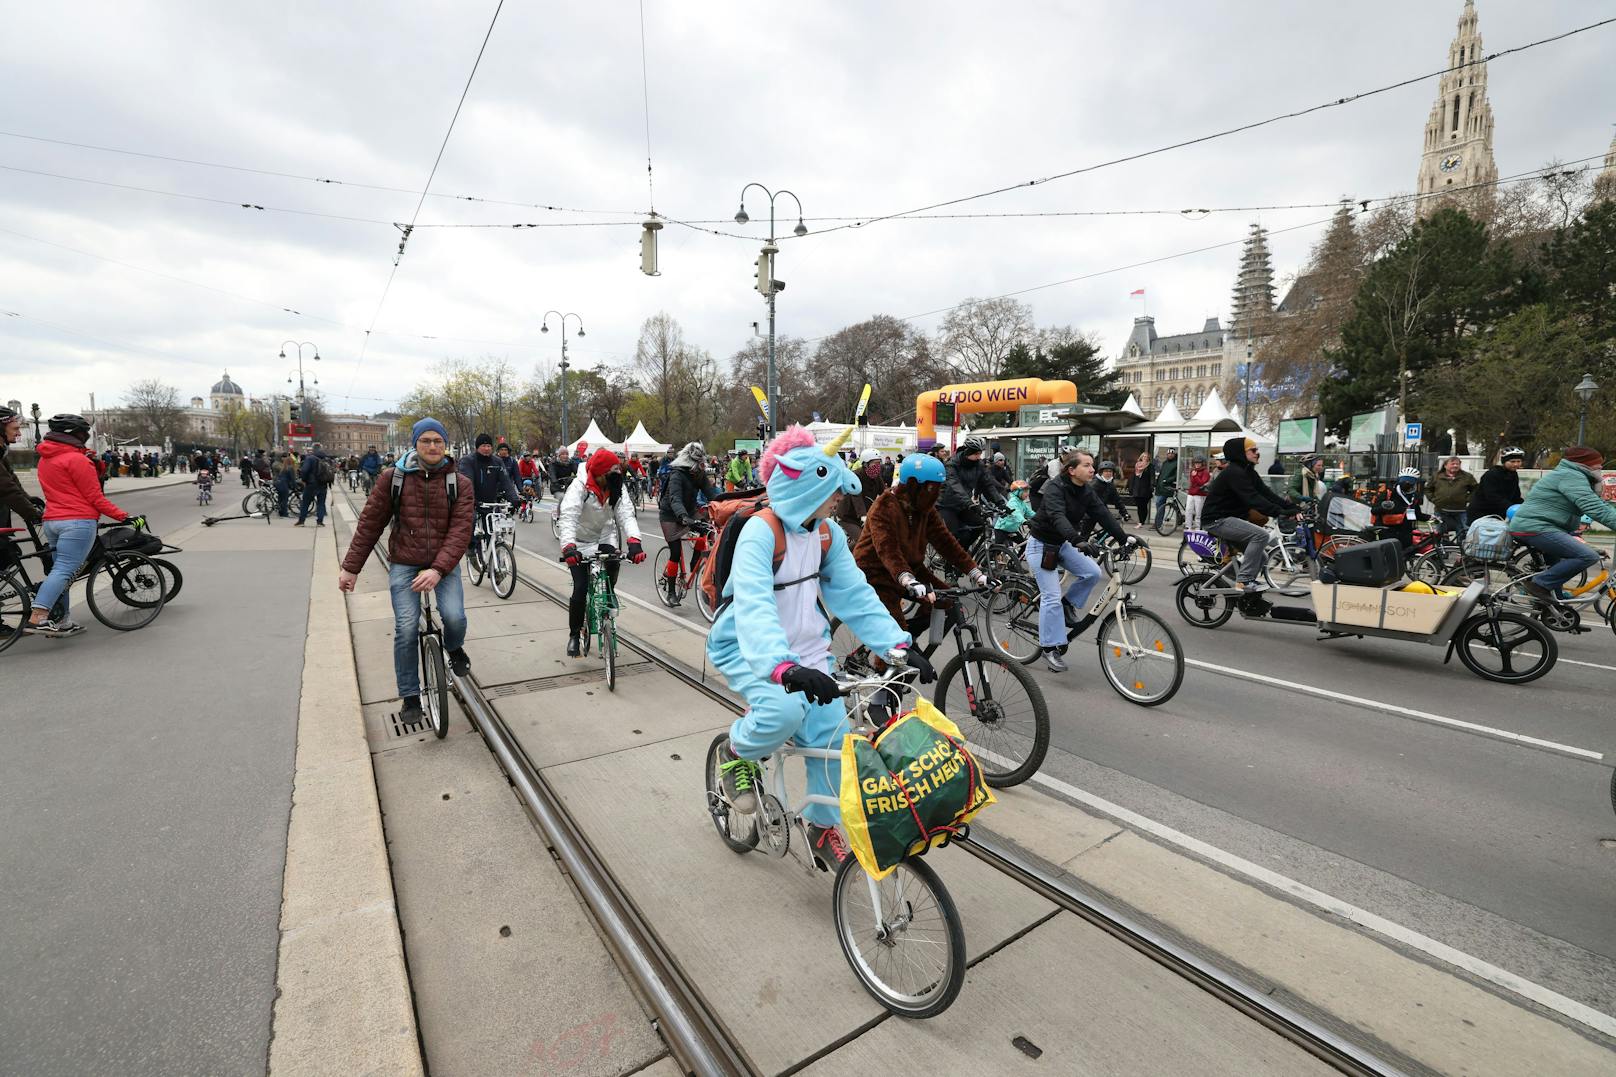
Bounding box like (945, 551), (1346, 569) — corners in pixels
(99, 526), (163, 556)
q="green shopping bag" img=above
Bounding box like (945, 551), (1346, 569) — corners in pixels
(839, 698), (995, 880)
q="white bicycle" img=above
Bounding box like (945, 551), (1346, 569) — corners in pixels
(702, 665), (967, 1018)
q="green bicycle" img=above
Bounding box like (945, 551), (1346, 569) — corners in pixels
(579, 550), (623, 690)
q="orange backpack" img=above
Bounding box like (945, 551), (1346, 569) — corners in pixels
(700, 492), (833, 613)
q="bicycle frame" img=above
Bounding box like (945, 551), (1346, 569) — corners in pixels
(585, 555), (619, 645)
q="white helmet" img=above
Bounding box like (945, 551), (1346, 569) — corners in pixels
(1397, 466), (1421, 483)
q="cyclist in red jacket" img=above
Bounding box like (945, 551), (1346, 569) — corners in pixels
(30, 414), (135, 637)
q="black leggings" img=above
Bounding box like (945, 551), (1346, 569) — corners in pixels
(1133, 493), (1150, 524)
(567, 560), (620, 634)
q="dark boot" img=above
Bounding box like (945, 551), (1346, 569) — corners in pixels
(566, 633), (581, 658)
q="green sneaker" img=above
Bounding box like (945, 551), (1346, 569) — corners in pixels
(719, 740), (762, 814)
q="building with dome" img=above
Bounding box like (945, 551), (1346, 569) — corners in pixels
(210, 371), (246, 412)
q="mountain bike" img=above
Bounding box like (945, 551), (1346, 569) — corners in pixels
(702, 665), (966, 1018)
(417, 588), (450, 738)
(578, 550), (623, 690)
(832, 581), (1049, 787)
(990, 540), (1185, 706)
(467, 502), (517, 599)
(654, 521), (715, 621)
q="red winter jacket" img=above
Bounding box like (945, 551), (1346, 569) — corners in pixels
(37, 438), (128, 522)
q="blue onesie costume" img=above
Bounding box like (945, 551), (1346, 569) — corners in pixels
(706, 427), (910, 827)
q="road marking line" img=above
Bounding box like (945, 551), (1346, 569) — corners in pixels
(985, 754), (1616, 1040)
(1556, 654), (1616, 673)
(1182, 658), (1603, 762)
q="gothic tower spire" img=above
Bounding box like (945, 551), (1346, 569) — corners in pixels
(1595, 126), (1616, 204)
(1414, 0), (1499, 219)
(1229, 224), (1274, 339)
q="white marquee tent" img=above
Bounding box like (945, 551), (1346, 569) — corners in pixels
(564, 418), (619, 456)
(622, 420), (670, 455)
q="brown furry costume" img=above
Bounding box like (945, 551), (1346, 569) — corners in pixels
(852, 483), (978, 623)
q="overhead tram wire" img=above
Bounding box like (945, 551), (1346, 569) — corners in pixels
(791, 14), (1616, 240)
(638, 0), (657, 214)
(349, 0), (507, 393)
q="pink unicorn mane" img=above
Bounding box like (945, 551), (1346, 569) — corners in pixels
(758, 425), (816, 483)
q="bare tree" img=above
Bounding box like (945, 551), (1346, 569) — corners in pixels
(122, 379), (187, 445)
(936, 297), (1035, 382)
(633, 312), (686, 432)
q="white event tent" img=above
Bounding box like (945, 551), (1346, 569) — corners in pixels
(622, 420), (670, 455)
(564, 419), (620, 456)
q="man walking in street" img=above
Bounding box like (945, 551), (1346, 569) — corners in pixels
(339, 417), (475, 724)
(293, 442), (332, 527)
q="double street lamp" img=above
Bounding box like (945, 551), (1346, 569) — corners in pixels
(736, 183), (808, 439)
(281, 341), (320, 451)
(1574, 372), (1599, 445)
(541, 312), (586, 447)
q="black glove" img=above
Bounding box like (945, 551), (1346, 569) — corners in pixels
(901, 647), (936, 684)
(627, 539), (646, 564)
(780, 663), (840, 705)
(597, 542), (618, 557)
(561, 543), (580, 566)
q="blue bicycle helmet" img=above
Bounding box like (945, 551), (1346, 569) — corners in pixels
(898, 454), (945, 485)
(1505, 504), (1519, 522)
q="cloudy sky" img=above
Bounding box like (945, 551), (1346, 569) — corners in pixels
(3, 0), (1613, 425)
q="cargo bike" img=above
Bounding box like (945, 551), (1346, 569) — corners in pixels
(1174, 536), (1558, 684)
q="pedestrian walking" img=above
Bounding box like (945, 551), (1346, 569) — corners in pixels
(1185, 456), (1211, 531)
(273, 453), (296, 517)
(293, 443), (332, 526)
(1428, 456), (1478, 535)
(1153, 447), (1178, 529)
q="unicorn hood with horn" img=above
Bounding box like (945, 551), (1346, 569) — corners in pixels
(706, 424), (912, 832)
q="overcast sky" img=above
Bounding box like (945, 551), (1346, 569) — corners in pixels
(3, 0), (1613, 425)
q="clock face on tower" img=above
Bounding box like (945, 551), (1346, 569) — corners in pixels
(1440, 153), (1462, 173)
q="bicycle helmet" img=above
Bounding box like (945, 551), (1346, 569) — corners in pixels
(1097, 459), (1117, 474)
(47, 413), (91, 437)
(1396, 466), (1421, 483)
(1499, 446), (1525, 463)
(897, 454), (945, 485)
(1010, 479), (1029, 491)
(0, 404), (16, 422)
(958, 435), (987, 457)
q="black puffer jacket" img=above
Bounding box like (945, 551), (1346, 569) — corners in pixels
(1201, 436), (1293, 526)
(1467, 465), (1522, 520)
(940, 455), (1007, 514)
(1029, 473), (1127, 548)
(659, 464), (716, 525)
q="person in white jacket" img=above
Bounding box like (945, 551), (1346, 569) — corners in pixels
(558, 449), (644, 656)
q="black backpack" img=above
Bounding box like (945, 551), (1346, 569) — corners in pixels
(315, 455), (335, 486)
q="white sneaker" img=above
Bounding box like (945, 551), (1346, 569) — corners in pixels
(27, 618), (85, 638)
(1241, 581), (1269, 595)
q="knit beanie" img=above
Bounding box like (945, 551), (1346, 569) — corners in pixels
(1563, 446), (1605, 470)
(411, 417), (448, 444)
(475, 433), (494, 448)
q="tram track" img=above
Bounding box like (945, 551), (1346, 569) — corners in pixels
(336, 486), (1408, 1076)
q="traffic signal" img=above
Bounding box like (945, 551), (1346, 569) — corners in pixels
(288, 400), (302, 424)
(754, 243), (778, 296)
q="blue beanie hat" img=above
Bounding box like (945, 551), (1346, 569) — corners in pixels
(411, 417), (448, 444)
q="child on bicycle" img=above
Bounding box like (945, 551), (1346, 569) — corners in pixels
(991, 479), (1035, 540)
(194, 469), (213, 500)
(709, 426), (935, 868)
(558, 449), (644, 657)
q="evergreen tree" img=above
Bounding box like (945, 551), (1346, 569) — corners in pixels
(1001, 337), (1123, 408)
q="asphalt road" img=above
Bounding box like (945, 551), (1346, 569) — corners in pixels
(481, 493), (1616, 1019)
(1, 479), (310, 1077)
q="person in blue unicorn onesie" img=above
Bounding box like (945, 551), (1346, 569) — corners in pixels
(708, 425), (936, 869)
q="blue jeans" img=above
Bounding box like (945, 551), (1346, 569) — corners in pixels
(1520, 531), (1600, 591)
(296, 483), (327, 524)
(387, 562), (468, 699)
(1024, 536), (1103, 648)
(34, 519), (98, 617)
(1153, 493), (1170, 528)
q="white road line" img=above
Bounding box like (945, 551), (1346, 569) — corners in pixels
(1183, 657), (1603, 762)
(1556, 654), (1616, 673)
(985, 755), (1616, 1040)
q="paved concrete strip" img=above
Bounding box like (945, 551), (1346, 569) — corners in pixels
(982, 780), (1616, 1069)
(807, 914), (1333, 1076)
(269, 526), (423, 1077)
(1182, 656), (1605, 760)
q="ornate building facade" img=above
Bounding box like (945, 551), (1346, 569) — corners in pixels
(1113, 316), (1227, 418)
(1414, 0), (1498, 217)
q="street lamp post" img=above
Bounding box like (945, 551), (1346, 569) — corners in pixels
(29, 402), (41, 446)
(1241, 339), (1254, 427)
(736, 184), (808, 439)
(1574, 372), (1599, 445)
(280, 341), (320, 452)
(541, 312), (586, 447)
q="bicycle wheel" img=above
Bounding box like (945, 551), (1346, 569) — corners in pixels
(151, 558), (184, 603)
(1117, 543), (1152, 584)
(603, 610), (617, 691)
(1176, 540), (1212, 577)
(87, 552), (166, 630)
(1452, 610), (1556, 684)
(702, 733), (758, 853)
(242, 489), (273, 516)
(982, 580), (1042, 665)
(420, 633), (450, 737)
(490, 544), (516, 599)
(1409, 549), (1449, 587)
(1096, 607), (1183, 706)
(1174, 571), (1233, 629)
(652, 546), (683, 608)
(0, 569), (27, 654)
(1154, 504), (1181, 537)
(1263, 544), (1311, 590)
(692, 552), (716, 622)
(935, 645), (1048, 787)
(550, 510), (561, 540)
(467, 536), (487, 586)
(833, 853), (965, 1019)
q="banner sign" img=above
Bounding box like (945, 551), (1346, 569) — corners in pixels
(749, 385), (770, 420)
(1275, 417), (1319, 454)
(1347, 410), (1386, 452)
(854, 383), (872, 424)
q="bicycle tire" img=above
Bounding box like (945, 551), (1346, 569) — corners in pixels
(693, 563), (717, 623)
(702, 733), (759, 853)
(982, 580), (1042, 665)
(87, 552), (166, 630)
(241, 489), (274, 516)
(491, 544), (516, 599)
(603, 612), (617, 691)
(0, 569), (27, 654)
(467, 537), (487, 586)
(1453, 610), (1557, 685)
(1153, 505), (1181, 537)
(833, 853), (965, 1018)
(1176, 540), (1213, 576)
(1117, 542), (1152, 584)
(652, 546), (683, 608)
(935, 644), (1048, 787)
(1096, 607), (1184, 707)
(151, 558), (184, 603)
(550, 510), (561, 540)
(421, 633), (450, 737)
(1174, 571), (1233, 629)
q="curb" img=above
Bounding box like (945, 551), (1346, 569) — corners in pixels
(268, 523), (423, 1075)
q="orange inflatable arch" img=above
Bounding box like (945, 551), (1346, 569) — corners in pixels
(915, 378), (1078, 445)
